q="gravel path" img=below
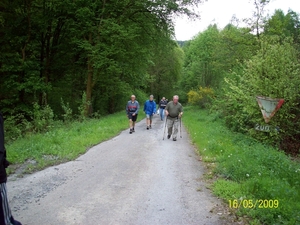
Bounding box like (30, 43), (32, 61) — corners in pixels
(7, 116), (231, 225)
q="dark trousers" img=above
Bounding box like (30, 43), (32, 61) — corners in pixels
(0, 183), (21, 225)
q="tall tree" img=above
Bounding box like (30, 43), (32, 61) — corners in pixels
(180, 24), (221, 92)
(264, 9), (300, 45)
(147, 41), (184, 100)
(0, 0), (204, 117)
(244, 0), (270, 39)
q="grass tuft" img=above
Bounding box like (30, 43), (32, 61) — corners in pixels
(6, 111), (142, 174)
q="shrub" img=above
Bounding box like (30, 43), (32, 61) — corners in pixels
(60, 98), (73, 123)
(32, 102), (54, 132)
(220, 37), (300, 151)
(78, 92), (90, 121)
(3, 113), (27, 143)
(187, 86), (214, 108)
(4, 103), (55, 142)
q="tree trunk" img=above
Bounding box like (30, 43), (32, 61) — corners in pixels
(20, 0), (31, 104)
(85, 34), (93, 117)
(43, 24), (52, 106)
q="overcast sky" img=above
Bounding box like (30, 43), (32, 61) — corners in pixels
(174, 0), (300, 41)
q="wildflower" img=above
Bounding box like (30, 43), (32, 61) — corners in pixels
(238, 160), (241, 162)
(246, 174), (250, 177)
(258, 173), (261, 176)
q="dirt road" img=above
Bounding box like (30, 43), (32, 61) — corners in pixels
(7, 116), (229, 225)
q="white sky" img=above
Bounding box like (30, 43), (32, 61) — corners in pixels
(174, 0), (300, 40)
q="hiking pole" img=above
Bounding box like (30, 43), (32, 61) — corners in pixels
(163, 117), (167, 140)
(180, 118), (182, 138)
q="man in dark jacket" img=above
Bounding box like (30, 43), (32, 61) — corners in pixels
(158, 97), (167, 121)
(126, 95), (140, 134)
(0, 112), (22, 225)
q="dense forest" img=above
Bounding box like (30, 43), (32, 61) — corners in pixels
(0, 0), (195, 119)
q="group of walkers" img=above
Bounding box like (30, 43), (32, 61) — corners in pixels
(125, 95), (183, 141)
(0, 94), (183, 225)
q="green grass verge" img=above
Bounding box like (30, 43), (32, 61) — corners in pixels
(6, 111), (143, 174)
(183, 106), (300, 225)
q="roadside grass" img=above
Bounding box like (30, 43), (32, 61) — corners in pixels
(183, 106), (300, 225)
(6, 111), (143, 175)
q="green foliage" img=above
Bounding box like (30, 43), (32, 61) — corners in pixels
(264, 9), (300, 45)
(78, 92), (89, 121)
(183, 107), (300, 224)
(212, 179), (244, 200)
(221, 37), (300, 146)
(4, 103), (55, 143)
(3, 114), (30, 143)
(133, 89), (148, 105)
(60, 98), (73, 123)
(31, 103), (54, 133)
(179, 24), (258, 102)
(187, 86), (214, 108)
(181, 25), (221, 90)
(147, 41), (184, 100)
(0, 0), (200, 119)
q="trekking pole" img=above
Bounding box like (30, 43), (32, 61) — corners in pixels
(163, 117), (167, 140)
(180, 118), (182, 138)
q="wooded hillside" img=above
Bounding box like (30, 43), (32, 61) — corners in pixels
(0, 0), (199, 118)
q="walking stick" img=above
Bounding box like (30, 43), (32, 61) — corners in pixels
(180, 118), (182, 138)
(163, 117), (167, 140)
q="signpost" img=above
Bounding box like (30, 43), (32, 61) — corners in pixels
(255, 96), (284, 132)
(256, 96), (284, 123)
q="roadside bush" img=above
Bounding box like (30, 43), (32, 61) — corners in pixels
(220, 37), (300, 152)
(187, 86), (214, 108)
(60, 98), (73, 123)
(3, 113), (30, 143)
(78, 92), (90, 121)
(32, 102), (54, 132)
(4, 103), (55, 142)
